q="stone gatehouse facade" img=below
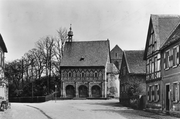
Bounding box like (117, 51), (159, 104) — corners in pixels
(60, 27), (110, 98)
(61, 67), (106, 98)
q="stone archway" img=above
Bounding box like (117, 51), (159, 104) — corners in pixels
(78, 85), (88, 98)
(66, 85), (75, 98)
(91, 85), (101, 98)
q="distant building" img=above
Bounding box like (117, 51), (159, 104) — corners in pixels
(160, 20), (180, 113)
(119, 50), (146, 106)
(110, 45), (123, 70)
(60, 27), (110, 98)
(0, 34), (8, 101)
(144, 14), (180, 112)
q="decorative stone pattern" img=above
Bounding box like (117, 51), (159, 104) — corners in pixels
(61, 67), (106, 98)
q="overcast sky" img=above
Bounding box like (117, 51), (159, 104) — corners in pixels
(0, 0), (180, 61)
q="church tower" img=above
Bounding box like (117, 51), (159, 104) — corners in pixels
(67, 24), (73, 42)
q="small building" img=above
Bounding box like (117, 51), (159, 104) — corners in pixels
(110, 45), (123, 70)
(160, 21), (180, 113)
(60, 27), (110, 98)
(106, 63), (119, 98)
(119, 50), (146, 106)
(143, 14), (180, 112)
(0, 34), (8, 102)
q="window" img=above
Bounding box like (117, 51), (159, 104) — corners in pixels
(173, 82), (179, 102)
(68, 72), (72, 78)
(173, 47), (177, 66)
(154, 84), (160, 102)
(152, 86), (155, 101)
(169, 49), (173, 67)
(147, 86), (150, 101)
(115, 53), (118, 58)
(94, 72), (98, 78)
(149, 86), (152, 102)
(81, 72), (85, 78)
(164, 50), (169, 69)
(154, 57), (158, 72)
(149, 59), (152, 73)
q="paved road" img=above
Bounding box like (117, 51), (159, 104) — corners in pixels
(0, 99), (178, 119)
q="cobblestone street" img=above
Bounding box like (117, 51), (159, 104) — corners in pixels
(0, 99), (179, 119)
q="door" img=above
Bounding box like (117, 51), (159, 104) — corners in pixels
(166, 84), (170, 111)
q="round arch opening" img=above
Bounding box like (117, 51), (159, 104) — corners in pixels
(66, 85), (75, 98)
(91, 85), (101, 98)
(78, 85), (88, 98)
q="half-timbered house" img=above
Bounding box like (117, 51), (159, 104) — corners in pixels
(144, 14), (180, 112)
(160, 21), (180, 113)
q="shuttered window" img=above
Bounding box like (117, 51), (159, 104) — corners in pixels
(147, 86), (149, 101)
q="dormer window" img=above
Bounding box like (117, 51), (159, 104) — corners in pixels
(80, 57), (84, 61)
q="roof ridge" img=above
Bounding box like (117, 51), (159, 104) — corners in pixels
(67, 40), (109, 43)
(151, 14), (180, 18)
(124, 50), (144, 52)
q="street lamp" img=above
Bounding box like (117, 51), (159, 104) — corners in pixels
(55, 85), (57, 103)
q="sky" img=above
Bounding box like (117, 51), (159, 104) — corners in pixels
(0, 0), (180, 61)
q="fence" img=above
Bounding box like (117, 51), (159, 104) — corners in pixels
(9, 92), (57, 103)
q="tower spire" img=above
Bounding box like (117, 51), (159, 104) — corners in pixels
(68, 24), (73, 42)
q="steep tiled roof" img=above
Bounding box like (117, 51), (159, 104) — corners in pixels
(154, 15), (180, 47)
(124, 50), (146, 74)
(61, 40), (110, 67)
(0, 34), (7, 53)
(161, 21), (180, 49)
(144, 14), (180, 59)
(107, 63), (119, 74)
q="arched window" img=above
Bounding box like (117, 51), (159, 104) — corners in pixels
(81, 72), (85, 78)
(94, 72), (98, 78)
(68, 72), (72, 78)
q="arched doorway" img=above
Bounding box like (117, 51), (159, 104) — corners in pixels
(91, 85), (101, 98)
(78, 85), (88, 98)
(66, 85), (75, 98)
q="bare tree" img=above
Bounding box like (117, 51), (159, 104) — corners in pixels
(36, 36), (55, 94)
(52, 27), (67, 76)
(29, 48), (45, 80)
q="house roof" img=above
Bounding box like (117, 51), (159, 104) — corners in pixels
(161, 21), (180, 50)
(107, 63), (119, 74)
(61, 40), (110, 67)
(124, 50), (146, 74)
(144, 14), (180, 59)
(0, 34), (7, 53)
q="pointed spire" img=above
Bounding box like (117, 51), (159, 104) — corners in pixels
(70, 24), (72, 31)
